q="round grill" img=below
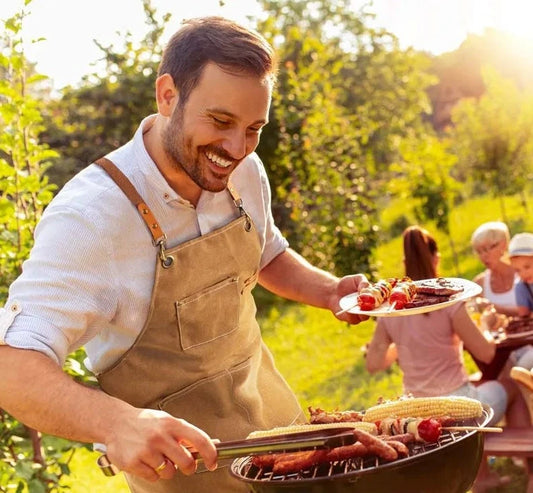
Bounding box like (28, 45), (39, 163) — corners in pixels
(230, 405), (493, 493)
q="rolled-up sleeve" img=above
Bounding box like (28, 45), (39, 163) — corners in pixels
(1, 204), (118, 365)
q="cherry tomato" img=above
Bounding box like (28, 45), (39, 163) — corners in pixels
(358, 294), (376, 311)
(389, 292), (407, 309)
(417, 418), (442, 442)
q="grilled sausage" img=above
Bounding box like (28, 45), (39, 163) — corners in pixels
(353, 429), (398, 461)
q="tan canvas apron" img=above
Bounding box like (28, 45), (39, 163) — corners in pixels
(94, 158), (304, 492)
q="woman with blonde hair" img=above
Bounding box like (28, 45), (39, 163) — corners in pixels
(471, 221), (520, 317)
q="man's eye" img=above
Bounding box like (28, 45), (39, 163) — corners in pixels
(213, 117), (229, 125)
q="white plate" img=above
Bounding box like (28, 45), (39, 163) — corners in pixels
(338, 277), (482, 317)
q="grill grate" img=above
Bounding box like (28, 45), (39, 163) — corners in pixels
(232, 410), (489, 483)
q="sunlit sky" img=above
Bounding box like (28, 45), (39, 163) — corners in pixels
(2, 0), (533, 90)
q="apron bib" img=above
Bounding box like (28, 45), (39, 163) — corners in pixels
(95, 158), (304, 492)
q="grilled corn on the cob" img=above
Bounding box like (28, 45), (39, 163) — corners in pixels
(362, 396), (483, 422)
(247, 421), (377, 438)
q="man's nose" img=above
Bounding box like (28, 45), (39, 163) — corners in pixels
(222, 129), (248, 160)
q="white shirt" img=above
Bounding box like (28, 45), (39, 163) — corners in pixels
(483, 270), (519, 307)
(0, 115), (288, 373)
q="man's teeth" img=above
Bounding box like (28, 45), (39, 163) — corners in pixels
(206, 152), (232, 168)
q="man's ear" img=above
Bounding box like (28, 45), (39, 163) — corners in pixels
(156, 74), (178, 117)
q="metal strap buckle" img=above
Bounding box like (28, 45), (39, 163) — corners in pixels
(233, 198), (252, 231)
(156, 236), (174, 268)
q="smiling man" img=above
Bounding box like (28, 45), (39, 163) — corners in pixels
(152, 60), (271, 203)
(0, 17), (368, 493)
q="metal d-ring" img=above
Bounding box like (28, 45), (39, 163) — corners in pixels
(157, 238), (174, 268)
(233, 197), (252, 232)
(243, 212), (252, 232)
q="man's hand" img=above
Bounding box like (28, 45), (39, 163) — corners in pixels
(331, 273), (370, 324)
(105, 409), (218, 481)
(0, 347), (218, 484)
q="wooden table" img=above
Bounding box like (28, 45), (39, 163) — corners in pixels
(470, 331), (533, 381)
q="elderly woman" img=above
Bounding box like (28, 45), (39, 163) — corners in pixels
(471, 221), (520, 317)
(471, 222), (533, 370)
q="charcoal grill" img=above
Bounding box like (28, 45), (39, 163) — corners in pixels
(230, 405), (493, 493)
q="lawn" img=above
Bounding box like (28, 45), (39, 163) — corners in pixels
(63, 191), (533, 492)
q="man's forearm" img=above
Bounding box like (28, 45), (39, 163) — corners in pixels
(0, 346), (128, 445)
(258, 248), (339, 308)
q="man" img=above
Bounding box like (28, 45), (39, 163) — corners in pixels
(0, 17), (367, 492)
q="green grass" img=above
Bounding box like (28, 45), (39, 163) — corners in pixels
(63, 191), (533, 492)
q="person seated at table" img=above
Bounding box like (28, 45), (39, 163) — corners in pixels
(471, 222), (533, 372)
(366, 226), (509, 420)
(509, 232), (533, 319)
(471, 221), (520, 318)
(365, 225), (530, 492)
(508, 232), (533, 370)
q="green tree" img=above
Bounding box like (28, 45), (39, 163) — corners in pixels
(0, 7), (57, 300)
(388, 131), (462, 274)
(255, 0), (435, 276)
(428, 28), (533, 131)
(450, 67), (533, 221)
(0, 4), (97, 491)
(43, 0), (169, 188)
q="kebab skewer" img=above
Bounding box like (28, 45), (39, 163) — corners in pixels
(388, 279), (417, 309)
(356, 279), (394, 311)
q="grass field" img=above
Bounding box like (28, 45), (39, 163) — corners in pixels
(63, 191), (533, 492)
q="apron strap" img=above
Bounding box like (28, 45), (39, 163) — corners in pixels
(227, 182), (252, 231)
(95, 157), (166, 247)
(95, 156), (251, 262)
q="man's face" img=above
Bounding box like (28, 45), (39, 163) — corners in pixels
(510, 255), (533, 283)
(162, 62), (272, 194)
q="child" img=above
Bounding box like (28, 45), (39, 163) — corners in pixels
(509, 232), (533, 318)
(508, 232), (533, 371)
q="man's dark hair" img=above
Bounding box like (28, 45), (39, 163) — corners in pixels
(158, 16), (277, 104)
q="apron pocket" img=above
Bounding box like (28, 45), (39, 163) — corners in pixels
(176, 275), (240, 350)
(158, 358), (255, 441)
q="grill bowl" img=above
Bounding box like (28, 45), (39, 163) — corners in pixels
(230, 404), (493, 493)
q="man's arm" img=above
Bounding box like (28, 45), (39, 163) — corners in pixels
(258, 248), (368, 324)
(0, 346), (217, 481)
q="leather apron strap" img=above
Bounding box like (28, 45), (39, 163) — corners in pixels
(95, 157), (248, 267)
(95, 157), (166, 247)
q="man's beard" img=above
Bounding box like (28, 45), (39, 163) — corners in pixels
(162, 104), (230, 193)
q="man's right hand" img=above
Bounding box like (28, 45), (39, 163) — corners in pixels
(105, 408), (218, 481)
(0, 347), (218, 482)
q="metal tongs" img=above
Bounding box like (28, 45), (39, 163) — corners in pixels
(97, 427), (356, 476)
